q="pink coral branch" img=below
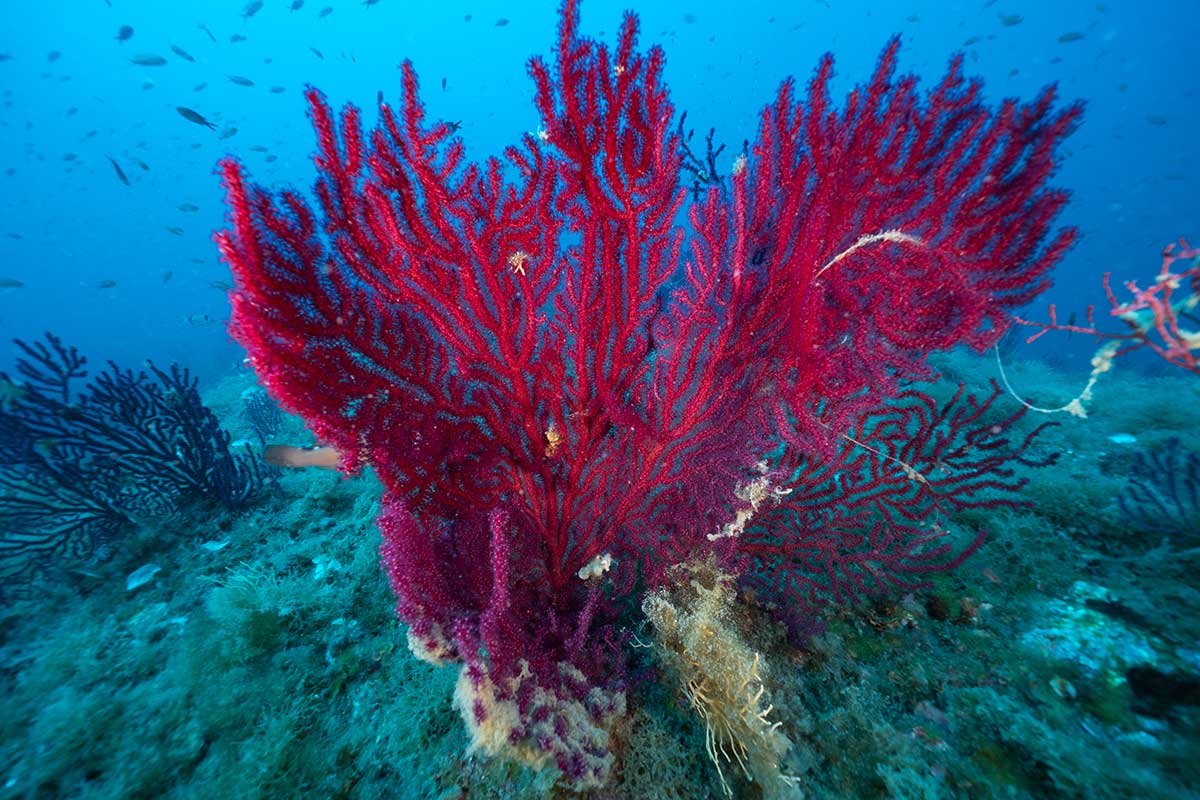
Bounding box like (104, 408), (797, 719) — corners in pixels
(1016, 239), (1200, 374)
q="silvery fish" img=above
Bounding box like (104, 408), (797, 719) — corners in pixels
(176, 106), (215, 129)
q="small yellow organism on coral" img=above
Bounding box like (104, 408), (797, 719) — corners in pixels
(544, 420), (563, 456)
(507, 250), (530, 276)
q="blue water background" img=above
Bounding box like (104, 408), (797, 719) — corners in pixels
(0, 0), (1194, 380)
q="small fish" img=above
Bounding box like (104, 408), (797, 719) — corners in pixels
(310, 46), (324, 59)
(999, 14), (1022, 26)
(230, 34), (247, 44)
(464, 14), (472, 22)
(96, 280), (118, 289)
(290, 0), (304, 9)
(106, 155), (129, 185)
(162, 270), (173, 283)
(219, 126), (238, 139)
(265, 154), (277, 162)
(177, 106), (215, 129)
(165, 226), (184, 235)
(441, 76), (447, 91)
(364, 0), (380, 6)
(243, 1), (264, 20)
(198, 23), (217, 42)
(129, 54), (167, 66)
(264, 444), (341, 470)
(445, 120), (462, 133)
(1058, 31), (1084, 43)
(318, 6), (333, 18)
(193, 81), (207, 92)
(494, 18), (509, 27)
(134, 158), (150, 171)
(249, 144), (269, 152)
(170, 44), (195, 62)
(268, 85), (286, 94)
(178, 203), (200, 212)
(228, 74), (254, 86)
(47, 50), (61, 63)
(0, 277), (24, 288)
(208, 279), (233, 291)
(115, 25), (134, 42)
(185, 313), (212, 325)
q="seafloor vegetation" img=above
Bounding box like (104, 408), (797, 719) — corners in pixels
(0, 348), (1196, 799)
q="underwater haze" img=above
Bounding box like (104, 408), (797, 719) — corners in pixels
(0, 0), (1197, 798)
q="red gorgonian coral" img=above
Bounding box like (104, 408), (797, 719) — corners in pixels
(217, 0), (1077, 787)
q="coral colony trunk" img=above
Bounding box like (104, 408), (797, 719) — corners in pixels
(217, 0), (1078, 788)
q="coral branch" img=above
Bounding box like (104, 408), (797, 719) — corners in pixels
(0, 334), (270, 589)
(1016, 239), (1200, 374)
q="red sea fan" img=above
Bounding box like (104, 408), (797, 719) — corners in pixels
(217, 0), (1077, 787)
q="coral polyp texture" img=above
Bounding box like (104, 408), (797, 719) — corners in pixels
(217, 0), (1077, 788)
